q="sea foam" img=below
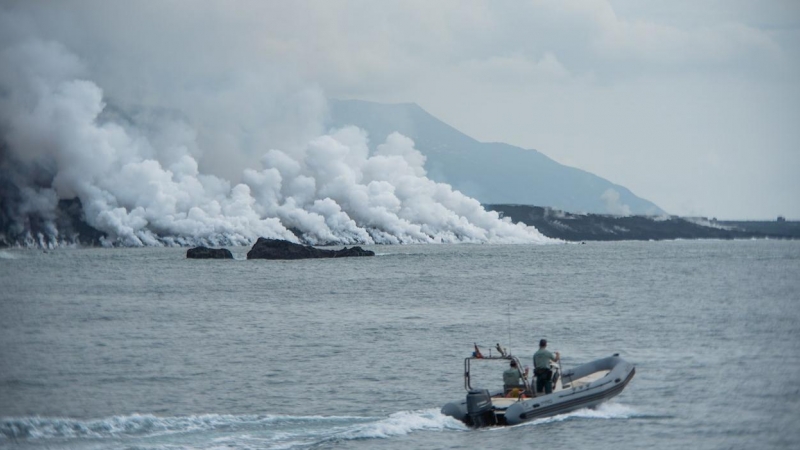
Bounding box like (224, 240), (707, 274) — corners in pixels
(515, 402), (640, 428)
(1, 410), (466, 448)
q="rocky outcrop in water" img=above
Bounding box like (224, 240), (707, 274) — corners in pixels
(187, 246), (233, 259)
(246, 238), (374, 260)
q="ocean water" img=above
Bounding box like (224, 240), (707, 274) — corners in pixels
(1, 240), (799, 449)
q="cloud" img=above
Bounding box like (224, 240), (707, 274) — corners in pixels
(593, 17), (782, 67)
(1, 0), (797, 224)
(458, 52), (573, 85)
(536, 0), (784, 68)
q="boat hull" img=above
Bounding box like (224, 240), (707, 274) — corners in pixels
(441, 355), (635, 427)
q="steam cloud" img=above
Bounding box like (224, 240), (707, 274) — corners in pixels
(0, 35), (551, 246)
(601, 189), (632, 216)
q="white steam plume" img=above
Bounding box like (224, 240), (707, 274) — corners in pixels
(601, 188), (632, 216)
(0, 37), (551, 246)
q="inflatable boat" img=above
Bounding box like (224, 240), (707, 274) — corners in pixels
(441, 350), (635, 427)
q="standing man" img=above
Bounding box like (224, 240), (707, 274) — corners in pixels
(533, 339), (560, 394)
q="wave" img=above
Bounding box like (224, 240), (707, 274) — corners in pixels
(513, 402), (642, 428)
(2, 405), (644, 448)
(1, 413), (253, 440)
(0, 410), (465, 448)
(330, 409), (467, 440)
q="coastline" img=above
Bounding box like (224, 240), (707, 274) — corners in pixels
(485, 204), (800, 242)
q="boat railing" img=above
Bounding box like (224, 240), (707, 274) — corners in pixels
(464, 354), (532, 396)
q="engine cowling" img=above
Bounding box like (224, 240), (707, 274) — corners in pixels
(466, 389), (496, 427)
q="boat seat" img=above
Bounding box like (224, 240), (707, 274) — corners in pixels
(566, 370), (611, 389)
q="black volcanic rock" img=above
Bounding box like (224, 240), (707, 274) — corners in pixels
(333, 246), (375, 257)
(484, 204), (800, 241)
(187, 246), (233, 259)
(246, 238), (374, 260)
(0, 176), (106, 247)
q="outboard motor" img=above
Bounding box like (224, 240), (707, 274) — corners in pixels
(466, 389), (496, 427)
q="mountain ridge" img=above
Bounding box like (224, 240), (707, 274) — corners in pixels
(328, 99), (665, 216)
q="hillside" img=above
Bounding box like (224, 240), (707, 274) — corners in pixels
(328, 99), (665, 216)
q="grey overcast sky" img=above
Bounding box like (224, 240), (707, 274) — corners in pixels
(2, 1), (799, 220)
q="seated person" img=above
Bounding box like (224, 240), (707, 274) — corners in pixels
(502, 360), (528, 395)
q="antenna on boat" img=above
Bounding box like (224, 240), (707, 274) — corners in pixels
(507, 302), (512, 352)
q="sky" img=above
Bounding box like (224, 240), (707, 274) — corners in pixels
(1, 0), (798, 221)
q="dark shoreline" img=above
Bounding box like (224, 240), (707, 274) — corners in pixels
(2, 197), (798, 247)
(485, 204), (800, 242)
